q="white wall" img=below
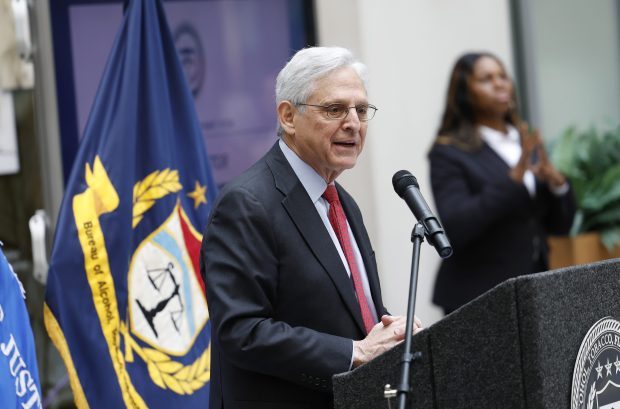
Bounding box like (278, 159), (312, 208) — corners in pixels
(315, 0), (514, 325)
(523, 0), (620, 139)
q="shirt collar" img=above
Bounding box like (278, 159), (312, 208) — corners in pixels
(278, 138), (328, 203)
(478, 124), (520, 144)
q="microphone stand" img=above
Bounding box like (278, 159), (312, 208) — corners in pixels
(385, 222), (424, 409)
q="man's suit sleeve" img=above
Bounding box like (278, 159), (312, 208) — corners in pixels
(201, 186), (353, 389)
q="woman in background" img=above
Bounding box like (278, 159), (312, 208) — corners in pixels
(429, 52), (576, 315)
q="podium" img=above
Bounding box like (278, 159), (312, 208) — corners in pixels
(333, 258), (620, 408)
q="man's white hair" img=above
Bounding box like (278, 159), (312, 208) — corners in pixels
(275, 46), (368, 136)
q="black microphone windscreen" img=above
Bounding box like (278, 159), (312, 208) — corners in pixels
(392, 170), (419, 197)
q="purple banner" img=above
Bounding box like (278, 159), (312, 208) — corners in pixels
(69, 0), (298, 186)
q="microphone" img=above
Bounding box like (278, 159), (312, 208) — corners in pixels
(392, 170), (452, 259)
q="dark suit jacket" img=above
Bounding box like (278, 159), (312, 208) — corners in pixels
(200, 142), (387, 409)
(429, 142), (576, 312)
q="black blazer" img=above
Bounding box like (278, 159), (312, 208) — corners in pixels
(200, 142), (387, 409)
(429, 142), (576, 312)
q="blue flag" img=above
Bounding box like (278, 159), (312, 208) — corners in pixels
(0, 246), (42, 409)
(44, 0), (217, 407)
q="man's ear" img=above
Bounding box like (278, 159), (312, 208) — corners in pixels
(277, 101), (296, 136)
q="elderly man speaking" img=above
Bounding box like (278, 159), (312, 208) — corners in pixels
(201, 46), (421, 409)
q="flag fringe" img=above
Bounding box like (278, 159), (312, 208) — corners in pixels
(43, 303), (90, 409)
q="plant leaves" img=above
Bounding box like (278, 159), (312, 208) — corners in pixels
(581, 165), (620, 211)
(600, 227), (620, 251)
(582, 206), (620, 231)
(550, 125), (620, 235)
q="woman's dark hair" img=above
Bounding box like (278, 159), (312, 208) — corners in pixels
(435, 52), (519, 151)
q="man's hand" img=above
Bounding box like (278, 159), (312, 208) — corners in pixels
(352, 315), (423, 368)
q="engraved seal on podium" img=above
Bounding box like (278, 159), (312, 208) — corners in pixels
(571, 317), (620, 409)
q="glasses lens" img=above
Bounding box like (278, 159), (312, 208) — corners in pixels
(356, 105), (369, 121)
(364, 105), (377, 121)
(325, 104), (347, 120)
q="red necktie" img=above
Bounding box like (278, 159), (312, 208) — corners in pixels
(323, 184), (375, 334)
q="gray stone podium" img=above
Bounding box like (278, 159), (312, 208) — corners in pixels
(333, 258), (620, 408)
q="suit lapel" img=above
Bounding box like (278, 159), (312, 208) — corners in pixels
(479, 143), (536, 207)
(479, 143), (510, 175)
(265, 144), (367, 334)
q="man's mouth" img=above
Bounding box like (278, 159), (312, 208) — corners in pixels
(334, 140), (356, 147)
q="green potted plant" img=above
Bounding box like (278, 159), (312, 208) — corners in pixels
(547, 124), (620, 267)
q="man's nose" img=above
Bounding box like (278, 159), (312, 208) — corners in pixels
(343, 108), (361, 130)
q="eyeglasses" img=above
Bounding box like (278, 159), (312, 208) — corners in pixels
(296, 103), (378, 121)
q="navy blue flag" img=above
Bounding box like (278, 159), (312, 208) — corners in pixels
(0, 245), (42, 409)
(44, 0), (217, 407)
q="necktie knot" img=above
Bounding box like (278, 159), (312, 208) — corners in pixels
(322, 184), (339, 205)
